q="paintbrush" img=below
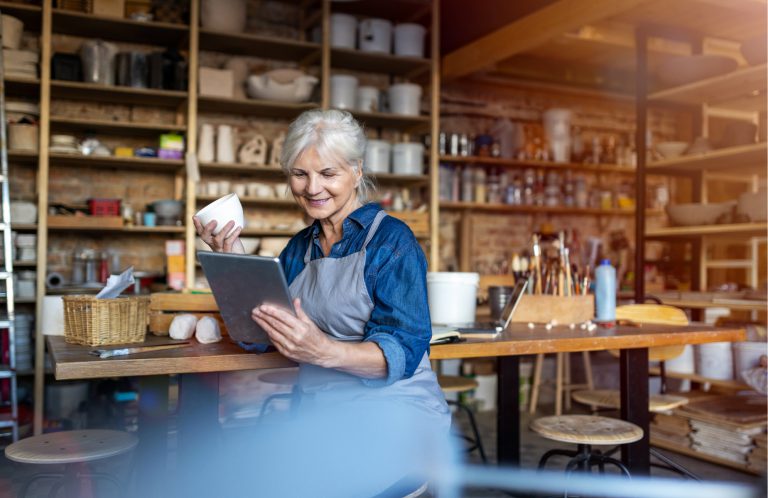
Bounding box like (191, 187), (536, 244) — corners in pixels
(90, 342), (191, 359)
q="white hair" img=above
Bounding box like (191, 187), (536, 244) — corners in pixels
(280, 109), (375, 202)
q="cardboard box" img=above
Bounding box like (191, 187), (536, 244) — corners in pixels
(511, 295), (594, 325)
(92, 0), (125, 17)
(165, 240), (185, 291)
(47, 215), (123, 228)
(198, 67), (234, 98)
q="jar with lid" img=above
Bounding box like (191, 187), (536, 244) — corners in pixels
(574, 176), (588, 208)
(475, 134), (493, 157)
(459, 134), (470, 156)
(487, 171), (501, 204)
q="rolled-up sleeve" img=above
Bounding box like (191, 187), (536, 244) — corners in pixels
(362, 243), (431, 387)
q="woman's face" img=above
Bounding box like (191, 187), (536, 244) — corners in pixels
(289, 147), (361, 223)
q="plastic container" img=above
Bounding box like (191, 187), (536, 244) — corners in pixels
(363, 139), (391, 174)
(330, 74), (358, 109)
(695, 342), (734, 380)
(387, 83), (421, 115)
(330, 13), (356, 49)
(392, 142), (424, 175)
(358, 18), (392, 53)
(393, 23), (426, 57)
(733, 341), (768, 375)
(594, 259), (616, 322)
(427, 272), (479, 325)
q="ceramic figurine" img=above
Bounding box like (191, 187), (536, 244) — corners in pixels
(238, 134), (267, 165)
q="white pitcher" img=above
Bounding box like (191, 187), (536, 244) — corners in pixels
(216, 124), (235, 164)
(198, 124), (215, 163)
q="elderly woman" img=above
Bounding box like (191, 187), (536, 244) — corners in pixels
(194, 110), (450, 494)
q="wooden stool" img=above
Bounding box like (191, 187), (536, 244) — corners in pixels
(258, 368), (299, 419)
(530, 415), (643, 476)
(572, 389), (689, 413)
(5, 429), (138, 498)
(529, 351), (594, 416)
(438, 375), (487, 463)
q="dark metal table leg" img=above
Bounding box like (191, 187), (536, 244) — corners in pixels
(620, 348), (650, 474)
(137, 375), (170, 498)
(497, 356), (520, 466)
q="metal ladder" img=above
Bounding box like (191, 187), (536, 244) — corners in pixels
(0, 9), (19, 442)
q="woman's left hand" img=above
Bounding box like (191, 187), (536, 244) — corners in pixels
(252, 298), (337, 366)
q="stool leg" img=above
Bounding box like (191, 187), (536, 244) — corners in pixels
(80, 472), (123, 496)
(564, 353), (572, 411)
(18, 473), (63, 498)
(600, 455), (632, 478)
(581, 351), (594, 390)
(451, 400), (487, 464)
(538, 449), (578, 470)
(529, 354), (544, 415)
(555, 353), (564, 416)
(650, 448), (701, 480)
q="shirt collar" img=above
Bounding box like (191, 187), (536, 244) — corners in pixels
(304, 203), (381, 239)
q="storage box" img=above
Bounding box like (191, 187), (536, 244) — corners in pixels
(511, 295), (594, 324)
(92, 0), (124, 17)
(63, 295), (149, 346)
(87, 198), (121, 216)
(199, 67), (234, 98)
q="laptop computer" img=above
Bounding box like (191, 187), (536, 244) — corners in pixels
(456, 279), (528, 336)
(198, 251), (295, 344)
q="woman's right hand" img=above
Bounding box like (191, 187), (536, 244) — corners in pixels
(193, 217), (245, 254)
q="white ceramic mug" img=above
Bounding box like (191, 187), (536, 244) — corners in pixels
(198, 124), (215, 163)
(195, 193), (245, 236)
(216, 124), (235, 163)
(356, 86), (379, 112)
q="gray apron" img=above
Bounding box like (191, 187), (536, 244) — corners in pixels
(288, 211), (449, 425)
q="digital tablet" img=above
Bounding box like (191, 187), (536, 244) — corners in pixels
(198, 251), (295, 344)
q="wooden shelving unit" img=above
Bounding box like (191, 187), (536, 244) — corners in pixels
(371, 173), (429, 184)
(349, 109), (431, 131)
(0, 1), (42, 29)
(646, 143), (767, 175)
(7, 151), (39, 164)
(240, 228), (297, 237)
(440, 201), (636, 216)
(9, 224), (37, 231)
(5, 76), (40, 97)
(50, 117), (186, 135)
(47, 224), (185, 233)
(50, 81), (187, 107)
(197, 96), (316, 118)
(331, 48), (430, 76)
(197, 195), (297, 208)
(48, 153), (185, 172)
(440, 155), (638, 175)
(197, 162), (283, 175)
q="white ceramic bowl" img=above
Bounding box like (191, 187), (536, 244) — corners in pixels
(656, 141), (689, 159)
(246, 69), (318, 103)
(666, 201), (735, 226)
(195, 193), (244, 236)
(240, 237), (260, 255)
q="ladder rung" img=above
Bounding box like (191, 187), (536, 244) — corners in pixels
(0, 321), (11, 328)
(0, 272), (10, 280)
(0, 222), (7, 230)
(0, 416), (18, 429)
(0, 369), (13, 379)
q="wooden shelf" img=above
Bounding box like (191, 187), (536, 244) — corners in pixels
(240, 228), (297, 237)
(198, 162), (283, 176)
(439, 155), (637, 175)
(10, 224), (36, 231)
(197, 96), (316, 118)
(52, 9), (188, 46)
(649, 64), (767, 110)
(5, 76), (40, 97)
(197, 195), (297, 208)
(199, 29), (320, 60)
(48, 224), (185, 233)
(10, 261), (37, 268)
(349, 110), (430, 131)
(370, 172), (429, 184)
(646, 222), (768, 239)
(51, 80), (187, 107)
(332, 0), (430, 22)
(49, 153), (184, 172)
(646, 143), (767, 175)
(50, 117), (186, 135)
(440, 201), (636, 216)
(331, 48), (430, 76)
(8, 151), (38, 164)
(0, 1), (41, 30)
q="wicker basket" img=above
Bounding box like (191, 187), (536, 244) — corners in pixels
(62, 295), (150, 346)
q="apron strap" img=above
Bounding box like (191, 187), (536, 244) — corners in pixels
(363, 210), (388, 249)
(303, 233), (313, 264)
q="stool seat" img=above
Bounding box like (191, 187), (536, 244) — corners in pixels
(437, 375), (478, 393)
(5, 430), (138, 465)
(530, 415), (643, 446)
(572, 389), (689, 412)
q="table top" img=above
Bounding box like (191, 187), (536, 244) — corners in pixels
(48, 322), (745, 380)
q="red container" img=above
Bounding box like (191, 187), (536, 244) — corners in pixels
(87, 198), (121, 216)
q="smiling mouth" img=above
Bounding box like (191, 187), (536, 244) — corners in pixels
(306, 198), (329, 206)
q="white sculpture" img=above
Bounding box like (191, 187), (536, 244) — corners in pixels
(239, 134), (267, 165)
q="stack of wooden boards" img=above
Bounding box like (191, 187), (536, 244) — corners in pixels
(650, 393), (767, 474)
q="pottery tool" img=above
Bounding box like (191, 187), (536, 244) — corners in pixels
(564, 248), (573, 297)
(532, 234), (542, 295)
(89, 342), (191, 359)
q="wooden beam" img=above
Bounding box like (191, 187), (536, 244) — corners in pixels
(441, 0), (650, 80)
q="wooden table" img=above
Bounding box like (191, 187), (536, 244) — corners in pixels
(48, 322), (743, 489)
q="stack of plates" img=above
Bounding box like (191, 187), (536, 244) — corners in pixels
(14, 313), (33, 371)
(50, 134), (78, 154)
(4, 48), (38, 79)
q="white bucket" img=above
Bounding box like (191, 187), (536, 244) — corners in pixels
(41, 295), (65, 336)
(364, 139), (391, 174)
(330, 13), (356, 49)
(665, 344), (694, 392)
(388, 83), (421, 115)
(695, 342), (734, 380)
(392, 142), (424, 175)
(358, 18), (392, 53)
(356, 85), (380, 112)
(394, 23), (426, 57)
(330, 74), (358, 110)
(427, 272), (479, 325)
(733, 341), (768, 375)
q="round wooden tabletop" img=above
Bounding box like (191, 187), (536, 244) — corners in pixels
(530, 415), (644, 445)
(258, 367), (300, 386)
(572, 389), (689, 412)
(438, 375), (479, 393)
(5, 430), (138, 465)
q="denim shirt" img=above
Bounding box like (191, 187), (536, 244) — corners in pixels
(277, 203), (431, 386)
